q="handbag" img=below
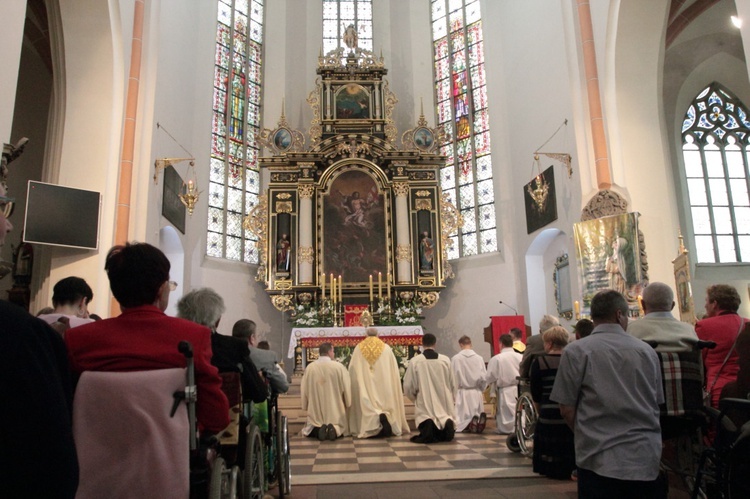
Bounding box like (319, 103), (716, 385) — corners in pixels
(703, 317), (745, 406)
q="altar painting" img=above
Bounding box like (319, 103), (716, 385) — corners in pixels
(323, 170), (386, 282)
(335, 84), (371, 119)
(573, 213), (646, 314)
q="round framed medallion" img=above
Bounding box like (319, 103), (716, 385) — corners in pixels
(273, 128), (293, 151)
(413, 127), (434, 151)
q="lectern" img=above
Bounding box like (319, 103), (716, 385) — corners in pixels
(484, 315), (526, 356)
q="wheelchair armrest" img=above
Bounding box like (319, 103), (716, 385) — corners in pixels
(695, 340), (717, 350)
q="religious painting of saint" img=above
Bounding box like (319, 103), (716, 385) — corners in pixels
(335, 84), (371, 119)
(673, 251), (696, 324)
(573, 213), (646, 314)
(414, 128), (434, 151)
(273, 128), (292, 151)
(323, 170), (386, 282)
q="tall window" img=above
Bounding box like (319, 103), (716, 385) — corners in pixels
(430, 0), (496, 258)
(682, 82), (750, 263)
(323, 0), (373, 54)
(207, 0), (264, 263)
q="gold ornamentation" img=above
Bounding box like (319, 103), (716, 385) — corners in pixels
(277, 193), (292, 199)
(580, 189), (628, 221)
(360, 309), (374, 328)
(275, 280), (293, 291)
(527, 172), (549, 213)
(440, 193), (463, 280)
(243, 195), (268, 282)
(272, 294), (294, 312)
(396, 244), (411, 262)
(399, 291), (414, 303)
(298, 292), (313, 305)
(415, 190), (431, 197)
(537, 152), (573, 178)
(382, 80), (398, 144)
(255, 101), (306, 154)
(417, 291), (439, 309)
(307, 79), (322, 145)
(298, 246), (314, 264)
(392, 181), (409, 197)
(298, 184), (315, 199)
(317, 47), (385, 70)
(275, 201), (293, 213)
(415, 199), (432, 211)
(358, 336), (386, 367)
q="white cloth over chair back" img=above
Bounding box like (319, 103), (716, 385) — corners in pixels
(73, 368), (189, 499)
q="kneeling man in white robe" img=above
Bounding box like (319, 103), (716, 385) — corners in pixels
(451, 335), (488, 432)
(300, 342), (351, 440)
(348, 328), (410, 438)
(403, 333), (457, 443)
(485, 334), (522, 434)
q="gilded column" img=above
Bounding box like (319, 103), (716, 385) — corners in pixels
(392, 181), (412, 284)
(297, 183), (315, 284)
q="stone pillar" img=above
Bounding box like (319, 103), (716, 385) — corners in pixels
(392, 181), (412, 284)
(297, 183), (315, 284)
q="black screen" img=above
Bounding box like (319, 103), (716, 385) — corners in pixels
(23, 181), (101, 249)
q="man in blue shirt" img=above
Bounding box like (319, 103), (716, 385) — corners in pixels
(551, 290), (665, 498)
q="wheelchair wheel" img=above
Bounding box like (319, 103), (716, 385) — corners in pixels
(276, 411), (291, 498)
(506, 433), (521, 453)
(210, 456), (227, 499)
(515, 391), (537, 457)
(242, 423), (265, 499)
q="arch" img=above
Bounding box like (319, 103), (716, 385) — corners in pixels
(525, 228), (570, 333)
(159, 226), (184, 317)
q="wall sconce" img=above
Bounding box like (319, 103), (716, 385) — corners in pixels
(534, 119), (573, 178)
(153, 157), (194, 184)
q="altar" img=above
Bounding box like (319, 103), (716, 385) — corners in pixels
(290, 325), (424, 374)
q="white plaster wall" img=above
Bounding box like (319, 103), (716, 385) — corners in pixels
(0, 0), (26, 142)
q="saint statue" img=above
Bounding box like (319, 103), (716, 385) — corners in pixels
(419, 231), (434, 271)
(343, 23), (358, 50)
(276, 233), (291, 272)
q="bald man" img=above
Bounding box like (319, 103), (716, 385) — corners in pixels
(627, 282), (698, 352)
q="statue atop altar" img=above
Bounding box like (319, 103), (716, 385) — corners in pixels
(245, 43), (461, 323)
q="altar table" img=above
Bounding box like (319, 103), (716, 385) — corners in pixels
(289, 325), (424, 373)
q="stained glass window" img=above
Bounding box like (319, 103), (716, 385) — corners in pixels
(207, 0), (264, 263)
(682, 82), (750, 263)
(323, 0), (373, 55)
(431, 0), (496, 258)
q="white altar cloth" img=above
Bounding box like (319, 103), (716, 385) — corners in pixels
(287, 325), (424, 359)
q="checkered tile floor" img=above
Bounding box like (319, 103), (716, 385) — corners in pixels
(291, 431), (536, 485)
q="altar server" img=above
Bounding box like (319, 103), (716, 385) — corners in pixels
(348, 328), (410, 438)
(485, 334), (522, 433)
(300, 342), (352, 440)
(451, 335), (488, 432)
(403, 333), (457, 443)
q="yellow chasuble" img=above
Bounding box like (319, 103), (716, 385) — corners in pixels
(358, 336), (386, 368)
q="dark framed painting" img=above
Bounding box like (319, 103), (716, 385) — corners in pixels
(323, 169), (386, 283)
(414, 127), (434, 151)
(335, 84), (371, 119)
(162, 165), (186, 234)
(524, 165), (557, 234)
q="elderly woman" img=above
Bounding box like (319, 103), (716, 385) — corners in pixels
(529, 326), (575, 480)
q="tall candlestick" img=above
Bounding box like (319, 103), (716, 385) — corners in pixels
(321, 272), (325, 300)
(387, 272), (391, 300)
(574, 300), (580, 320)
(369, 275), (373, 302)
(378, 272), (382, 300)
(338, 275), (343, 304)
(332, 277), (337, 305)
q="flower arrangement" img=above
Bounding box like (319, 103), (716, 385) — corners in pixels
(291, 302), (333, 327)
(378, 299), (423, 326)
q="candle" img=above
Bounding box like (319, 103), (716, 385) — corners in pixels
(637, 295), (644, 316)
(321, 272), (325, 300)
(387, 272), (391, 300)
(574, 300), (580, 320)
(188, 179), (194, 190)
(332, 277), (336, 304)
(338, 275), (343, 304)
(369, 275), (374, 302)
(378, 272), (382, 300)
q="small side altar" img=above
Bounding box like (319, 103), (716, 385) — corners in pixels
(290, 325), (423, 374)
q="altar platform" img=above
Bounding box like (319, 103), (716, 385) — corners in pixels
(289, 325), (424, 373)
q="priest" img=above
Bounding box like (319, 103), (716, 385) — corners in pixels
(348, 328), (410, 438)
(300, 342), (351, 440)
(451, 335), (488, 432)
(403, 333), (457, 443)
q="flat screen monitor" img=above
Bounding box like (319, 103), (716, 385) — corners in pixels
(23, 181), (101, 250)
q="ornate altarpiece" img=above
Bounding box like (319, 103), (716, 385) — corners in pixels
(246, 47), (460, 324)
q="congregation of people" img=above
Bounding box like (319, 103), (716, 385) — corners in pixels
(2, 180), (749, 498)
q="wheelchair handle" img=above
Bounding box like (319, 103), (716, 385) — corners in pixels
(695, 340), (716, 350)
(178, 341), (194, 358)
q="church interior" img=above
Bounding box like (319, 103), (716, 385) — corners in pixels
(2, 0), (750, 496)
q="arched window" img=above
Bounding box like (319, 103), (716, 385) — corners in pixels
(430, 0), (496, 258)
(323, 0), (373, 54)
(682, 82), (750, 263)
(206, 0), (264, 263)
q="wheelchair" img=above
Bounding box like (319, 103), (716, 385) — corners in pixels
(692, 397), (750, 499)
(505, 376), (537, 457)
